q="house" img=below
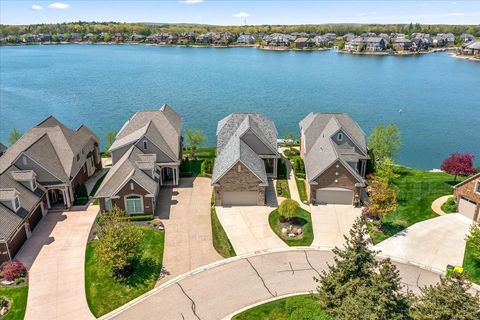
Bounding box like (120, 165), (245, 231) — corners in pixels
(365, 37), (387, 51)
(461, 33), (475, 43)
(343, 33), (355, 42)
(453, 172), (480, 221)
(299, 113), (369, 205)
(345, 37), (365, 51)
(461, 41), (480, 55)
(212, 113), (280, 206)
(393, 37), (413, 51)
(237, 34), (256, 44)
(0, 117), (101, 263)
(95, 104), (182, 215)
(130, 33), (146, 42)
(196, 33), (214, 44)
(432, 35), (446, 47)
(294, 37), (314, 49)
(265, 33), (291, 47)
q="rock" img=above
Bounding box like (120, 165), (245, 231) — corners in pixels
(0, 306), (7, 316)
(281, 227), (287, 234)
(288, 233), (295, 237)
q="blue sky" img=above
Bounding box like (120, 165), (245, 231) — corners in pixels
(1, 1), (479, 25)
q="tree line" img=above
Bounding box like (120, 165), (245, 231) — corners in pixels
(1, 21), (479, 37)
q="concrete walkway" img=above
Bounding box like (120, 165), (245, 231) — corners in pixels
(86, 168), (108, 195)
(374, 214), (472, 272)
(100, 248), (475, 320)
(157, 177), (222, 284)
(216, 206), (287, 255)
(17, 206), (98, 320)
(431, 195), (453, 215)
(279, 149), (309, 211)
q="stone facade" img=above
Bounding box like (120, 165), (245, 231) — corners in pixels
(99, 179), (156, 215)
(214, 162), (265, 206)
(454, 175), (480, 221)
(308, 160), (359, 204)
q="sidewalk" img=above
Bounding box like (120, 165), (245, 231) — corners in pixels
(280, 149), (309, 211)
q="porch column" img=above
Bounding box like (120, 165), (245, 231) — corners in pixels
(176, 166), (180, 186)
(25, 223), (32, 239)
(361, 160), (366, 177)
(46, 190), (51, 209)
(273, 159), (278, 178)
(63, 188), (71, 208)
(159, 167), (163, 186)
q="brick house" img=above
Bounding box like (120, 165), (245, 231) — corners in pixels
(453, 172), (480, 221)
(95, 104), (182, 215)
(294, 38), (314, 49)
(299, 113), (369, 205)
(0, 116), (101, 262)
(212, 113), (280, 206)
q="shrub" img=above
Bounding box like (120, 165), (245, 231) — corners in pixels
(74, 196), (88, 205)
(75, 183), (88, 198)
(125, 214), (154, 222)
(284, 148), (300, 158)
(277, 159), (287, 178)
(362, 207), (378, 220)
(441, 197), (457, 213)
(1, 261), (27, 281)
(203, 159), (214, 175)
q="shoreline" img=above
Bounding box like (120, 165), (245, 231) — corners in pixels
(338, 47), (456, 56)
(451, 53), (480, 62)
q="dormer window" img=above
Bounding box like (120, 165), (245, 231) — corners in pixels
(22, 156), (27, 165)
(143, 140), (148, 150)
(337, 132), (344, 141)
(31, 178), (37, 191)
(13, 196), (20, 212)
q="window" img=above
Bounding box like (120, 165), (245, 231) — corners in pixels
(476, 181), (480, 194)
(31, 178), (37, 191)
(237, 164), (242, 173)
(337, 132), (344, 141)
(105, 198), (112, 211)
(125, 195), (143, 214)
(76, 154), (80, 161)
(13, 196), (20, 212)
(22, 156), (27, 165)
(143, 140), (148, 150)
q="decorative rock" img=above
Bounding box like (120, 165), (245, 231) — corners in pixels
(0, 306), (7, 316)
(288, 233), (295, 237)
(281, 227), (287, 234)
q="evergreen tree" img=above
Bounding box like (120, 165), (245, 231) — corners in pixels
(8, 128), (22, 146)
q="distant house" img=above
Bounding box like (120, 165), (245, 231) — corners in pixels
(461, 41), (480, 55)
(393, 37), (413, 51)
(212, 113), (280, 206)
(179, 32), (195, 43)
(343, 33), (355, 42)
(432, 35), (446, 47)
(0, 116), (101, 263)
(461, 33), (475, 43)
(167, 34), (178, 44)
(196, 33), (214, 44)
(313, 35), (334, 47)
(130, 34), (146, 42)
(299, 113), (369, 205)
(265, 33), (291, 47)
(345, 36), (365, 51)
(453, 172), (480, 221)
(294, 37), (314, 49)
(70, 33), (83, 42)
(365, 37), (387, 51)
(237, 34), (256, 44)
(95, 104), (182, 215)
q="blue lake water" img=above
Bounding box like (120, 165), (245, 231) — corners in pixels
(0, 44), (479, 169)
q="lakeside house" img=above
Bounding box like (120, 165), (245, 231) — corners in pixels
(237, 34), (256, 44)
(212, 113), (280, 206)
(453, 172), (480, 221)
(95, 104), (182, 215)
(461, 33), (475, 43)
(299, 113), (369, 205)
(461, 41), (480, 56)
(0, 117), (102, 263)
(345, 36), (387, 52)
(294, 37), (314, 49)
(392, 37), (413, 51)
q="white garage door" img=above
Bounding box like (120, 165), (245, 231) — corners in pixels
(316, 188), (353, 205)
(222, 191), (257, 206)
(458, 197), (478, 220)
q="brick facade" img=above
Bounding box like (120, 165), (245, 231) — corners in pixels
(454, 175), (480, 221)
(214, 162), (265, 206)
(308, 160), (360, 204)
(99, 179), (156, 215)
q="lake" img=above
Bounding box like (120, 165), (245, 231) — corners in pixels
(0, 44), (479, 169)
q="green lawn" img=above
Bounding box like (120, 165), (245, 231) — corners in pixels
(233, 294), (330, 320)
(0, 285), (28, 320)
(89, 173), (107, 197)
(463, 242), (480, 285)
(295, 176), (308, 203)
(85, 227), (165, 317)
(276, 178), (291, 199)
(211, 207), (236, 258)
(183, 147), (216, 159)
(269, 207), (314, 246)
(368, 166), (459, 244)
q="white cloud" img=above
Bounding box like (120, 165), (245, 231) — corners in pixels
(443, 12), (465, 16)
(233, 11), (250, 18)
(31, 5), (43, 11)
(48, 2), (70, 9)
(180, 0), (204, 4)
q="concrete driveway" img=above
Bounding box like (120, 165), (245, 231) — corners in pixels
(100, 248), (469, 320)
(374, 214), (472, 272)
(16, 206), (98, 320)
(215, 206), (287, 255)
(310, 205), (362, 248)
(157, 177), (222, 283)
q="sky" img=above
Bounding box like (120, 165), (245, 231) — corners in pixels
(1, 1), (479, 25)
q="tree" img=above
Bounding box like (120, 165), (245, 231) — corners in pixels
(184, 128), (206, 160)
(95, 206), (143, 277)
(374, 157), (399, 185)
(8, 128), (22, 146)
(440, 153), (476, 183)
(104, 131), (117, 154)
(278, 199), (300, 221)
(316, 217), (411, 320)
(337, 39), (345, 50)
(466, 223), (480, 263)
(368, 124), (402, 162)
(367, 177), (397, 219)
(411, 274), (480, 320)
(283, 131), (297, 148)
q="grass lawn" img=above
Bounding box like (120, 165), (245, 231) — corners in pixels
(85, 227), (165, 317)
(233, 294), (330, 320)
(463, 242), (480, 285)
(183, 147), (216, 159)
(368, 166), (459, 244)
(276, 178), (291, 199)
(269, 207), (314, 246)
(295, 176), (308, 203)
(0, 285), (28, 320)
(211, 207), (236, 258)
(89, 173), (107, 197)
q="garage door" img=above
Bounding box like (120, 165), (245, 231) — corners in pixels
(28, 204), (43, 231)
(9, 225), (27, 259)
(316, 188), (353, 205)
(222, 191), (257, 206)
(458, 197), (478, 220)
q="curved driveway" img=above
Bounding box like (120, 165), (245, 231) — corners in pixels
(100, 248), (460, 320)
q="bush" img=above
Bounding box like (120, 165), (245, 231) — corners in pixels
(0, 296), (7, 308)
(1, 261), (27, 281)
(284, 148), (300, 158)
(277, 159), (287, 178)
(124, 214), (154, 222)
(441, 197), (457, 213)
(203, 159), (214, 175)
(74, 196), (89, 205)
(75, 183), (88, 198)
(362, 207), (378, 220)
